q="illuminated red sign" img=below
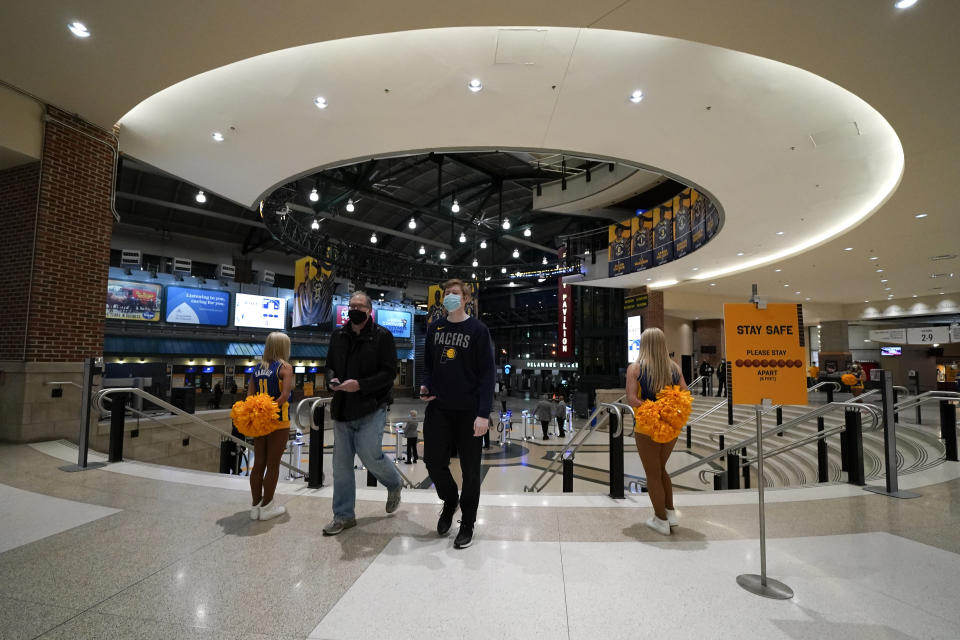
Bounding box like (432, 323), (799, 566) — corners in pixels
(558, 248), (574, 360)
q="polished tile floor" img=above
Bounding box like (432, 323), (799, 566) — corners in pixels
(2, 437), (960, 639)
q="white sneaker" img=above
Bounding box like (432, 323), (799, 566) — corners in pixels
(250, 501), (261, 520)
(645, 516), (671, 536)
(665, 509), (679, 527)
(258, 500), (286, 521)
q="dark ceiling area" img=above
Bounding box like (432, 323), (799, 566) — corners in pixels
(115, 151), (685, 284)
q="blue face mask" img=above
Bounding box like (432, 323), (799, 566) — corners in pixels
(443, 294), (462, 312)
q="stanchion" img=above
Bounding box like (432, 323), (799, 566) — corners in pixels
(108, 392), (127, 463)
(308, 403), (324, 488)
(893, 388), (899, 423)
(843, 409), (865, 486)
(562, 457), (574, 492)
(60, 357), (106, 472)
(864, 370), (919, 498)
(686, 424), (692, 449)
(940, 400), (958, 462)
(608, 410), (624, 499)
(914, 378), (922, 424)
(726, 451), (740, 490)
(737, 402), (793, 599)
(718, 434), (725, 451)
(816, 416), (828, 483)
(826, 386), (834, 405)
(742, 446), (750, 488)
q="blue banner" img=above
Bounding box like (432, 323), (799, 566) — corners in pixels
(376, 309), (412, 338)
(165, 286), (230, 326)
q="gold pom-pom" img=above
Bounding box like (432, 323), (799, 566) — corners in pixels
(232, 393), (281, 437)
(632, 386), (693, 443)
(633, 401), (660, 437)
(841, 373), (857, 386)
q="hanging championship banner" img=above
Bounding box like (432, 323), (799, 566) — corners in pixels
(293, 256), (336, 327)
(607, 219), (634, 277)
(724, 303), (808, 406)
(631, 214), (653, 272)
(558, 247), (574, 360)
(652, 203), (674, 266)
(427, 281), (479, 324)
(673, 190), (692, 258)
(705, 201), (720, 241)
(690, 190), (707, 250)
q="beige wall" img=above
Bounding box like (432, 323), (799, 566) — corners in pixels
(0, 361), (87, 443)
(664, 315), (693, 364)
(0, 85), (42, 167)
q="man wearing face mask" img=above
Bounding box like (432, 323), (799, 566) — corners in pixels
(322, 291), (404, 536)
(420, 279), (496, 549)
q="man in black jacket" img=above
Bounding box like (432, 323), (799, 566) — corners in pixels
(322, 291), (404, 536)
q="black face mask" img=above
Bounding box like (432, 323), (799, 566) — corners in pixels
(348, 309), (368, 325)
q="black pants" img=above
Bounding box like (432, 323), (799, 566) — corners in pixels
(501, 400), (507, 413)
(541, 420), (551, 438)
(716, 378), (726, 396)
(406, 437), (419, 462)
(557, 417), (565, 436)
(424, 405), (482, 526)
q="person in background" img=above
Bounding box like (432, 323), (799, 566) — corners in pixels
(626, 328), (688, 536)
(404, 409), (419, 464)
(552, 395), (567, 437)
(420, 279), (496, 550)
(247, 332), (294, 522)
(535, 394), (554, 440)
(808, 363), (820, 387)
(213, 382), (223, 409)
(698, 358), (713, 396)
(322, 291), (404, 536)
(499, 383), (509, 413)
(715, 360), (726, 397)
(849, 363), (866, 397)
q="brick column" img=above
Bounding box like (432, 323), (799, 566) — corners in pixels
(628, 286), (664, 330)
(0, 105), (117, 442)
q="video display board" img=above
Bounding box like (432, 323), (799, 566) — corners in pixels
(165, 286), (230, 326)
(376, 309), (412, 338)
(106, 280), (162, 322)
(334, 305), (376, 327)
(235, 293), (285, 329)
(627, 315), (643, 363)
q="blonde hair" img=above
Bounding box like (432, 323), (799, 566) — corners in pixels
(634, 327), (678, 393)
(261, 332), (291, 368)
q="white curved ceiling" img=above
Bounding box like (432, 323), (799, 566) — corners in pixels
(0, 1), (956, 312)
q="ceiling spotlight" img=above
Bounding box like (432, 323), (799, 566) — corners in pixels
(419, 245), (426, 255)
(502, 218), (511, 230)
(914, 212), (927, 218)
(309, 188), (319, 202)
(439, 251), (447, 260)
(876, 269), (884, 273)
(485, 276), (492, 281)
(542, 256), (548, 265)
(538, 278), (546, 283)
(629, 89), (644, 103)
(881, 279), (888, 283)
(443, 267), (448, 273)
(468, 78), (483, 92)
(736, 252), (744, 256)
(844, 247), (854, 251)
(480, 240), (487, 249)
(211, 132), (224, 142)
(459, 232), (467, 243)
(895, 0), (919, 9)
(346, 199), (355, 213)
(524, 228), (532, 237)
(311, 219), (320, 231)
(195, 190), (207, 203)
(512, 248), (520, 259)
(472, 258), (478, 267)
(775, 268), (782, 272)
(870, 256), (879, 260)
(471, 272), (476, 280)
(709, 283), (716, 286)
(501, 267), (507, 274)
(584, 249), (590, 255)
(408, 217), (417, 229)
(68, 21), (90, 38)
(451, 199), (460, 213)
(776, 231), (785, 235)
(370, 232), (377, 244)
(314, 96), (328, 109)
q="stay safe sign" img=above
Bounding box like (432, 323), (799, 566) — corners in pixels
(724, 303), (807, 406)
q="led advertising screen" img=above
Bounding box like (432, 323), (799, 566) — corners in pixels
(106, 280), (162, 322)
(235, 293), (286, 329)
(880, 346), (902, 356)
(333, 304), (376, 327)
(627, 315), (643, 363)
(165, 286), (230, 326)
(376, 309), (412, 338)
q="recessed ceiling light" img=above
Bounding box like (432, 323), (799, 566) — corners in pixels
(864, 300), (870, 303)
(311, 219), (320, 231)
(523, 228), (532, 237)
(880, 279), (888, 283)
(939, 292), (945, 295)
(502, 218), (511, 230)
(472, 258), (478, 268)
(468, 78), (483, 92)
(309, 188), (319, 202)
(805, 297), (811, 301)
(313, 96), (328, 109)
(408, 217), (417, 229)
(501, 267), (507, 274)
(795, 291), (801, 295)
(419, 245), (426, 255)
(844, 247), (854, 251)
(776, 231), (785, 235)
(195, 190), (206, 203)
(914, 212), (927, 218)
(370, 232), (377, 244)
(345, 199), (355, 213)
(211, 132), (224, 142)
(783, 284), (789, 287)
(895, 0), (918, 9)
(480, 240), (487, 249)
(876, 269), (884, 273)
(451, 199), (460, 213)
(870, 256), (879, 260)
(884, 287), (891, 291)
(709, 283), (716, 286)
(68, 21), (90, 38)
(459, 232), (467, 243)
(912, 294), (918, 298)
(629, 89), (644, 103)
(439, 251), (446, 260)
(775, 268), (782, 272)
(512, 248), (520, 258)
(691, 267), (699, 271)
(737, 252), (744, 256)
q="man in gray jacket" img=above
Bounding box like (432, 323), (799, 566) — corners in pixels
(534, 395), (554, 440)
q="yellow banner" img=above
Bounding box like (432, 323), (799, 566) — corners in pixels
(723, 303), (807, 406)
(428, 282), (479, 323)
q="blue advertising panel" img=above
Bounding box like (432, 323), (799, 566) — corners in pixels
(235, 293), (286, 329)
(165, 286), (230, 326)
(376, 309), (412, 338)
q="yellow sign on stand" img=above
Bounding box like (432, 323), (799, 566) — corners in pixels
(724, 303), (807, 406)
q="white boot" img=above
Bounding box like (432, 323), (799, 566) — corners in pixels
(645, 516), (671, 536)
(665, 509), (679, 527)
(259, 500), (286, 521)
(250, 500), (261, 520)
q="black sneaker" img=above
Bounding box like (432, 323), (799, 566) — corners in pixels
(454, 522), (474, 549)
(437, 500), (458, 536)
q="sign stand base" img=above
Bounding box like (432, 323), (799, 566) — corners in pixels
(736, 574), (794, 600)
(59, 462), (107, 472)
(863, 486), (920, 499)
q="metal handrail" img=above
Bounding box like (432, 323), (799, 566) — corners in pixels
(124, 405), (221, 450)
(894, 391), (960, 413)
(45, 381), (83, 389)
(687, 398), (730, 426)
(606, 402), (636, 438)
(893, 385), (910, 396)
(848, 389), (880, 404)
(808, 381), (842, 394)
(707, 381), (844, 441)
(93, 387), (302, 475)
(688, 375), (705, 392)
(669, 401), (882, 480)
(523, 402), (611, 493)
(740, 423), (846, 467)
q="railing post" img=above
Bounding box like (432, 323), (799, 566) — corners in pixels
(713, 473), (727, 490)
(839, 412), (849, 472)
(817, 416), (829, 483)
(108, 392), (127, 463)
(742, 447), (750, 488)
(776, 406), (783, 436)
(914, 377), (922, 424)
(218, 436), (234, 474)
(718, 434), (725, 452)
(726, 451), (741, 490)
(940, 400), (958, 462)
(608, 410), (624, 499)
(843, 409), (865, 486)
(686, 424), (692, 449)
(308, 402), (324, 488)
(826, 386), (834, 405)
(893, 388), (899, 423)
(562, 456), (574, 492)
(727, 393), (734, 425)
(865, 369), (919, 498)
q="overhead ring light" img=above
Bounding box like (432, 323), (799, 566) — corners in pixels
(370, 232), (377, 244)
(195, 190), (207, 203)
(459, 232), (467, 243)
(523, 228), (532, 237)
(451, 199), (460, 213)
(418, 245), (426, 255)
(309, 188), (319, 202)
(408, 217), (417, 229)
(345, 199), (355, 213)
(314, 96), (328, 109)
(512, 248), (520, 258)
(629, 89), (644, 103)
(467, 78), (483, 92)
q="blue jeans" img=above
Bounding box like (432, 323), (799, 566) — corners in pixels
(332, 406), (402, 520)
